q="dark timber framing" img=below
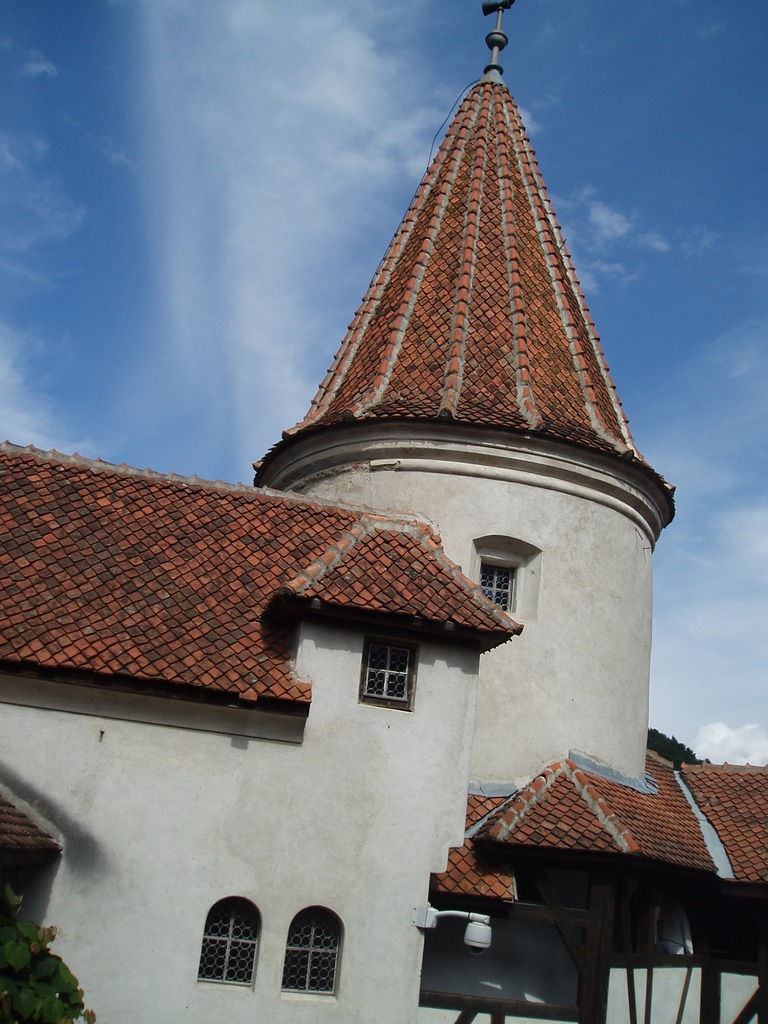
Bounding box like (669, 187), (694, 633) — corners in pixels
(420, 852), (767, 1024)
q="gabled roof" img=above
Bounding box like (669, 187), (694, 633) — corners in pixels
(0, 790), (60, 864)
(682, 763), (768, 884)
(0, 443), (515, 711)
(263, 72), (668, 503)
(432, 794), (517, 901)
(433, 757), (768, 899)
(474, 754), (714, 873)
(278, 513), (518, 640)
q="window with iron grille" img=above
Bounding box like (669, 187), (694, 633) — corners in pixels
(480, 562), (514, 612)
(360, 639), (417, 710)
(197, 898), (260, 986)
(282, 907), (341, 994)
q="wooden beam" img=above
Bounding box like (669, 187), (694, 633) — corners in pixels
(578, 873), (615, 1024)
(731, 990), (759, 1024)
(643, 966), (653, 1024)
(419, 991), (578, 1020)
(700, 962), (721, 1024)
(534, 869), (590, 978)
(619, 880), (639, 1024)
(758, 911), (768, 1024)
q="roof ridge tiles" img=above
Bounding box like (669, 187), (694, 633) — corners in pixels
(276, 510), (520, 636)
(0, 441), (259, 495)
(565, 761), (640, 855)
(683, 762), (768, 774)
(0, 442), (457, 529)
(483, 762), (566, 842)
(281, 522), (371, 596)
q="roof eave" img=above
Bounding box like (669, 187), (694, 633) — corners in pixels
(266, 592), (517, 653)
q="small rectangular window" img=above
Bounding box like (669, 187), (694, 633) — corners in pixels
(480, 563), (514, 611)
(360, 639), (416, 710)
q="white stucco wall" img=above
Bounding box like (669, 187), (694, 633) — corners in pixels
(261, 426), (671, 787)
(0, 619), (481, 1023)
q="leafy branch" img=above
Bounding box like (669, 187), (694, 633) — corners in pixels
(0, 884), (95, 1024)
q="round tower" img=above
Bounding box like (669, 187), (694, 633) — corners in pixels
(255, 68), (673, 790)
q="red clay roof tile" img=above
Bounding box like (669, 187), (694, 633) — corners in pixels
(476, 754), (714, 873)
(0, 791), (60, 857)
(682, 763), (768, 884)
(259, 75), (671, 514)
(0, 444), (514, 709)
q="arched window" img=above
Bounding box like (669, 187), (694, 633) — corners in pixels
(282, 907), (341, 994)
(198, 897), (260, 985)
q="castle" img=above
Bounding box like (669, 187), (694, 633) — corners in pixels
(1, 5), (766, 1022)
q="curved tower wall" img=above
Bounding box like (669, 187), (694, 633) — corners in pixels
(260, 423), (669, 788)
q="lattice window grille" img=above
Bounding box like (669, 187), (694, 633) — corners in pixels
(282, 909), (340, 993)
(364, 642), (411, 702)
(198, 899), (259, 985)
(480, 563), (513, 611)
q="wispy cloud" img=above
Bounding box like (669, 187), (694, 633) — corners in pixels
(680, 224), (718, 258)
(554, 187), (670, 289)
(0, 132), (85, 257)
(133, 0), (440, 475)
(639, 230), (671, 253)
(0, 321), (90, 453)
(589, 200), (633, 243)
(21, 48), (58, 78)
(648, 321), (768, 751)
(89, 134), (136, 170)
(518, 105), (543, 136)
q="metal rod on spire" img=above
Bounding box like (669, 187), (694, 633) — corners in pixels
(482, 0), (514, 76)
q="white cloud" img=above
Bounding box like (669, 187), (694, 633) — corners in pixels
(0, 132), (85, 256)
(648, 322), (768, 747)
(639, 230), (671, 253)
(518, 105), (543, 137)
(694, 723), (768, 765)
(132, 0), (440, 473)
(680, 224), (718, 257)
(588, 200), (633, 243)
(21, 49), (58, 78)
(89, 134), (136, 170)
(0, 321), (91, 453)
(554, 187), (670, 290)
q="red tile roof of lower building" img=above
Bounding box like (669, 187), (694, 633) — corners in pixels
(0, 443), (515, 709)
(475, 754), (715, 873)
(0, 791), (60, 859)
(682, 763), (768, 884)
(431, 838), (517, 901)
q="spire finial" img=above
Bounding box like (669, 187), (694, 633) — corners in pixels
(482, 0), (514, 76)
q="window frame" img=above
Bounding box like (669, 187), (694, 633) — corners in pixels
(480, 561), (515, 612)
(473, 536), (542, 620)
(197, 896), (260, 987)
(358, 637), (418, 711)
(281, 906), (342, 996)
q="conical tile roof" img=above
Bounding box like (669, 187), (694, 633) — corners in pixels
(282, 71), (648, 465)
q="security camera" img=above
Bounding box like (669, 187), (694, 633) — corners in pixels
(412, 905), (492, 953)
(463, 915), (492, 951)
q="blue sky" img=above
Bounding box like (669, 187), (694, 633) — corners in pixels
(2, 0), (767, 764)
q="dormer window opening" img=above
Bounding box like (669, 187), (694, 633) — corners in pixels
(360, 639), (417, 710)
(480, 563), (514, 611)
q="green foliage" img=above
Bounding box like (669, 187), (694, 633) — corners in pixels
(648, 727), (701, 769)
(0, 884), (95, 1024)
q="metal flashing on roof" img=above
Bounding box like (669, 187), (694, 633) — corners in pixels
(468, 780), (517, 798)
(675, 771), (734, 880)
(569, 751), (659, 795)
